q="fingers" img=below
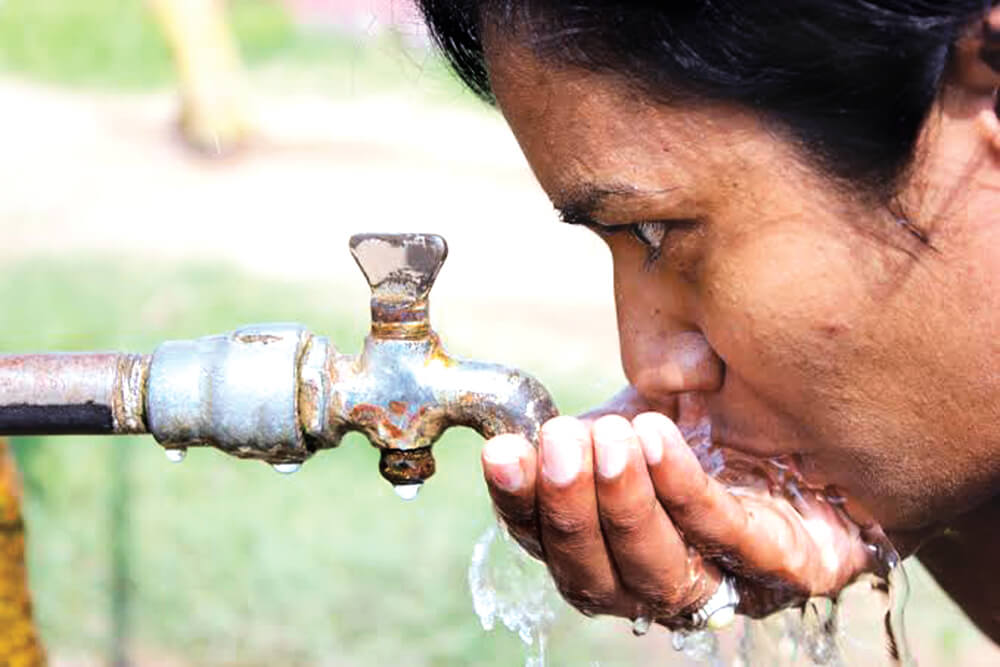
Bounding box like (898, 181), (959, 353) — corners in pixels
(485, 410), (870, 624)
(634, 412), (867, 595)
(482, 434), (542, 559)
(535, 416), (635, 615)
(591, 415), (719, 617)
(635, 412), (797, 575)
(482, 414), (723, 621)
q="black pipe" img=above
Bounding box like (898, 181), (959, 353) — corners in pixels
(0, 403), (114, 435)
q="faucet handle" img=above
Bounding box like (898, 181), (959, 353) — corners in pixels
(349, 233), (448, 304)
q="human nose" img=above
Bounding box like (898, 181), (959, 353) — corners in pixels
(614, 269), (724, 404)
(623, 329), (724, 403)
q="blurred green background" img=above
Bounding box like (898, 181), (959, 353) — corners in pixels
(1, 1), (998, 665)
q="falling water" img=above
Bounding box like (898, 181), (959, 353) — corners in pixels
(164, 448), (186, 463)
(468, 524), (559, 667)
(468, 417), (915, 667)
(393, 483), (422, 501)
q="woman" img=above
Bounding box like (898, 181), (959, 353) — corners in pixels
(416, 0), (1000, 641)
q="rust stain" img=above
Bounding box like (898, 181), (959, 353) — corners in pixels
(388, 401), (407, 416)
(379, 447), (436, 484)
(349, 403), (404, 439)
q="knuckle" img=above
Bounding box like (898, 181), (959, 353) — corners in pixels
(600, 498), (657, 539)
(629, 582), (683, 615)
(539, 509), (593, 540)
(622, 573), (701, 617)
(673, 475), (712, 511)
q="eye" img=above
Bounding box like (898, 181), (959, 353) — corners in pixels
(630, 222), (667, 250)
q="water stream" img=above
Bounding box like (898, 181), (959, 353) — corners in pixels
(468, 419), (915, 667)
(469, 523), (913, 666)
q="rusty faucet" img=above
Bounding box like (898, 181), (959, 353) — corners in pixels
(0, 234), (558, 492)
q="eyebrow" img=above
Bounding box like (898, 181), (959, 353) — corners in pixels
(552, 183), (678, 227)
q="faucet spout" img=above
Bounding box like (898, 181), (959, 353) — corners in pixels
(0, 233), (559, 489)
(308, 233), (558, 485)
(313, 331), (557, 486)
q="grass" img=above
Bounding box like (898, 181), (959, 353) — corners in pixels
(0, 0), (474, 105)
(0, 0), (291, 88)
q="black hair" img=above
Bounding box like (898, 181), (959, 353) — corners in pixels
(417, 1), (992, 200)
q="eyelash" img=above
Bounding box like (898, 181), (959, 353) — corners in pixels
(557, 211), (681, 268)
(630, 222), (667, 264)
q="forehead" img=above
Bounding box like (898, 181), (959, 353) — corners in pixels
(481, 36), (815, 214)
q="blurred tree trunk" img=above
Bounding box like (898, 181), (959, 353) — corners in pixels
(0, 439), (45, 666)
(148, 0), (251, 154)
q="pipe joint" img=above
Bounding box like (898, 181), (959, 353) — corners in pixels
(146, 323), (314, 464)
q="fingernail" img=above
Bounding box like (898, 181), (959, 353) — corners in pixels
(484, 435), (527, 492)
(639, 436), (663, 467)
(593, 418), (632, 479)
(541, 434), (583, 487)
(491, 462), (524, 492)
(632, 414), (666, 466)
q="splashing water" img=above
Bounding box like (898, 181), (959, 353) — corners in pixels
(469, 524), (559, 666)
(468, 417), (915, 667)
(470, 524), (913, 666)
(631, 615), (652, 637)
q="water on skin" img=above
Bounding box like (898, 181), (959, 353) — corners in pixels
(468, 419), (914, 667)
(631, 614), (652, 637)
(272, 462), (302, 475)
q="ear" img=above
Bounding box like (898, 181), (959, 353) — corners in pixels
(950, 7), (1000, 151)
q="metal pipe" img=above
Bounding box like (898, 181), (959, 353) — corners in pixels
(0, 234), (558, 489)
(0, 353), (148, 435)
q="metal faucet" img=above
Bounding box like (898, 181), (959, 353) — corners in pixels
(0, 233), (558, 489)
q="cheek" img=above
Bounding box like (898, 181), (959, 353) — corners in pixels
(700, 231), (872, 401)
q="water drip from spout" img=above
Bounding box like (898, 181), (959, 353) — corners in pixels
(393, 483), (422, 501)
(164, 448), (186, 463)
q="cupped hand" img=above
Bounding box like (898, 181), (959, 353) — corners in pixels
(480, 410), (876, 628)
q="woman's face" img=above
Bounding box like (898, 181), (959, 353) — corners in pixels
(485, 39), (1000, 534)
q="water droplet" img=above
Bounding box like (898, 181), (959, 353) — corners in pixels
(631, 615), (652, 636)
(393, 483), (422, 501)
(272, 462), (302, 475)
(707, 605), (736, 630)
(164, 448), (186, 463)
